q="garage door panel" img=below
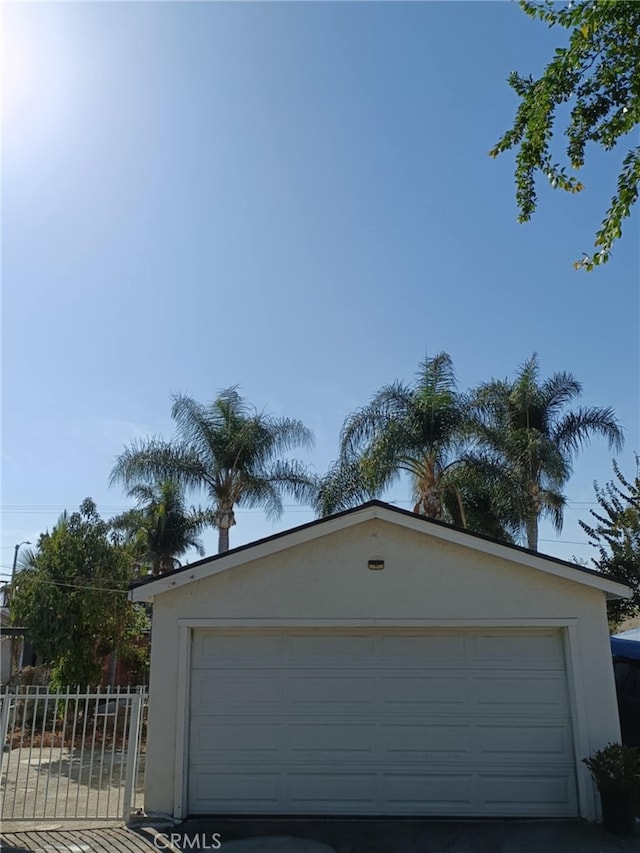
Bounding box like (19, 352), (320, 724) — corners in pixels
(191, 632), (284, 666)
(289, 773), (376, 808)
(191, 671), (283, 712)
(190, 723), (574, 768)
(473, 632), (564, 667)
(188, 771), (577, 816)
(474, 675), (569, 712)
(288, 722), (376, 758)
(479, 772), (576, 811)
(382, 723), (472, 757)
(189, 766), (578, 815)
(477, 723), (573, 760)
(289, 675), (376, 707)
(188, 628), (578, 816)
(384, 772), (474, 809)
(190, 770), (281, 809)
(379, 675), (468, 708)
(379, 634), (466, 661)
(190, 720), (283, 761)
(289, 634), (375, 659)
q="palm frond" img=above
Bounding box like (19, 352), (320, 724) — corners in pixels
(415, 351), (457, 397)
(111, 478), (211, 573)
(314, 459), (379, 516)
(16, 546), (39, 572)
(339, 382), (412, 458)
(467, 353), (623, 550)
(125, 484), (157, 504)
(540, 488), (567, 533)
(541, 371), (582, 416)
(553, 407), (624, 455)
(109, 438), (208, 491)
(235, 474), (284, 520)
(265, 417), (315, 455)
(264, 459), (318, 502)
(171, 394), (223, 465)
(338, 352), (482, 525)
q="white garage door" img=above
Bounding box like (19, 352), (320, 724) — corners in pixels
(188, 628), (578, 816)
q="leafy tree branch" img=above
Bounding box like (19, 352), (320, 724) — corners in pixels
(491, 0), (640, 270)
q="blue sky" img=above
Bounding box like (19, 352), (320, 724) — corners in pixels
(2, 0), (638, 578)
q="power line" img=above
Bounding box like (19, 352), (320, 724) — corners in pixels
(9, 577), (132, 594)
(0, 505), (316, 514)
(0, 500), (605, 512)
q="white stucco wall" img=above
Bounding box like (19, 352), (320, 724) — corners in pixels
(143, 518), (620, 818)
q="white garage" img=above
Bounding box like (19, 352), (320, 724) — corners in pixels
(131, 501), (629, 821)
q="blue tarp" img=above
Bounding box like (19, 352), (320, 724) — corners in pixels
(611, 636), (640, 661)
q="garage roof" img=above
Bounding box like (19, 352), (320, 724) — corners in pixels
(129, 500), (631, 602)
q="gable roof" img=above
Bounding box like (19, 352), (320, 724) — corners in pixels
(129, 500), (631, 602)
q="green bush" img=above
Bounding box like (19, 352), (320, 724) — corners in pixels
(583, 742), (640, 793)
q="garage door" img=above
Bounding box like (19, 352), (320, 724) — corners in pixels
(188, 628), (578, 816)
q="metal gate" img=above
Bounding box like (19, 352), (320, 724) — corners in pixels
(0, 686), (147, 822)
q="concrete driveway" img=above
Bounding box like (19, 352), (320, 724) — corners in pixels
(2, 818), (640, 853)
(160, 817), (640, 853)
(0, 745), (145, 821)
(1, 823), (158, 852)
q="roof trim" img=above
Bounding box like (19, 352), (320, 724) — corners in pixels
(129, 500), (631, 602)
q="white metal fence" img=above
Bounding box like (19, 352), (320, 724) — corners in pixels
(0, 685), (147, 822)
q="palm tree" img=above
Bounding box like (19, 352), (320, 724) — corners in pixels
(314, 457), (380, 518)
(319, 352), (514, 538)
(473, 354), (624, 551)
(111, 480), (208, 575)
(110, 388), (316, 553)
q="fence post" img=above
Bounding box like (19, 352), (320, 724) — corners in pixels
(0, 687), (11, 775)
(122, 688), (143, 824)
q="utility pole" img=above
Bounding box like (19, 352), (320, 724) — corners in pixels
(7, 541), (30, 681)
(11, 541), (31, 587)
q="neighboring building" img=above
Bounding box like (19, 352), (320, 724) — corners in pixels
(0, 602), (13, 687)
(1, 583), (44, 686)
(0, 620), (39, 686)
(610, 633), (640, 746)
(131, 501), (630, 821)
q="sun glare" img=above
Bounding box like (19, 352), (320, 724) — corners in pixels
(1, 8), (75, 155)
(1, 14), (39, 122)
